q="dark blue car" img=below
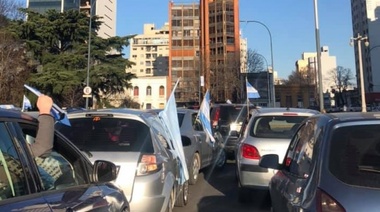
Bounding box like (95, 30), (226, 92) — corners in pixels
(0, 108), (129, 211)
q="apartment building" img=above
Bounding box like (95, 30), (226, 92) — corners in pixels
(27, 0), (116, 38)
(200, 0), (241, 102)
(125, 23), (170, 109)
(351, 0), (380, 103)
(169, 2), (201, 104)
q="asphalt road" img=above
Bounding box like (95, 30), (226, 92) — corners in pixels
(173, 160), (271, 212)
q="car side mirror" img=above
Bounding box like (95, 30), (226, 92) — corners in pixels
(259, 154), (281, 170)
(181, 136), (192, 147)
(93, 160), (117, 183)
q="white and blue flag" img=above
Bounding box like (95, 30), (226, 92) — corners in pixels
(24, 84), (71, 127)
(158, 78), (189, 184)
(199, 90), (215, 144)
(246, 80), (260, 99)
(22, 95), (32, 111)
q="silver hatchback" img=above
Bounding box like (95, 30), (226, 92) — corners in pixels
(235, 107), (319, 203)
(56, 108), (188, 212)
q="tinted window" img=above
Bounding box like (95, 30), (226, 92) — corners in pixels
(329, 124), (380, 188)
(0, 123), (28, 199)
(219, 105), (248, 123)
(56, 118), (153, 153)
(284, 120), (316, 177)
(178, 113), (185, 127)
(251, 116), (308, 139)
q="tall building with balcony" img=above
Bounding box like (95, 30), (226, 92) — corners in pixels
(169, 2), (201, 104)
(200, 0), (241, 102)
(125, 23), (170, 109)
(27, 0), (116, 38)
(351, 0), (380, 103)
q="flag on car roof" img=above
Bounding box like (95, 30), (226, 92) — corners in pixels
(158, 78), (189, 184)
(24, 84), (71, 127)
(246, 79), (260, 99)
(199, 90), (215, 144)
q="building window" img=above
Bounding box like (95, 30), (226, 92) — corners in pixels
(133, 86), (139, 96)
(146, 103), (152, 109)
(146, 86), (152, 96)
(159, 86), (165, 96)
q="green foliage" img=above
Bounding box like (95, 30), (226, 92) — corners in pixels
(8, 9), (135, 107)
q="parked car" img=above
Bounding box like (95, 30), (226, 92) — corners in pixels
(0, 108), (129, 211)
(260, 112), (380, 212)
(235, 107), (319, 203)
(210, 103), (256, 159)
(56, 108), (189, 212)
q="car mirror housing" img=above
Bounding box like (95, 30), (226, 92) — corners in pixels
(259, 154), (281, 170)
(93, 160), (118, 183)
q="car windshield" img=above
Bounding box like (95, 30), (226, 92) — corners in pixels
(219, 106), (248, 124)
(251, 116), (308, 139)
(56, 118), (153, 153)
(329, 124), (380, 188)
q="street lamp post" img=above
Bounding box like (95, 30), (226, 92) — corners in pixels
(313, 0), (324, 112)
(240, 20), (275, 107)
(85, 0), (96, 109)
(350, 33), (369, 112)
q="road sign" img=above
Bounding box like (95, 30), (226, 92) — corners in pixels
(83, 86), (92, 95)
(82, 94), (92, 98)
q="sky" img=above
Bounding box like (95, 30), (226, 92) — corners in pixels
(117, 0), (354, 79)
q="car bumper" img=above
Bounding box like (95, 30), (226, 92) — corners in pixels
(239, 164), (277, 188)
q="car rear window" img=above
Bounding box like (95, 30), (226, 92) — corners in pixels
(218, 105), (248, 124)
(329, 124), (380, 188)
(251, 116), (308, 139)
(56, 118), (153, 153)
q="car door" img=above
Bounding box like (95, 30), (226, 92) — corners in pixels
(0, 121), (51, 211)
(270, 119), (317, 212)
(19, 123), (118, 211)
(192, 112), (213, 166)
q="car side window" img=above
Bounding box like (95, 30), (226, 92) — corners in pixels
(284, 120), (316, 178)
(22, 126), (88, 191)
(0, 123), (28, 199)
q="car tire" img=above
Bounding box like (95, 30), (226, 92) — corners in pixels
(215, 149), (226, 169)
(174, 181), (189, 207)
(189, 153), (200, 185)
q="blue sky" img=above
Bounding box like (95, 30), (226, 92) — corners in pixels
(117, 0), (354, 79)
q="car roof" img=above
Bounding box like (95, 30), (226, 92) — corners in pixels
(322, 111), (380, 122)
(252, 107), (320, 116)
(0, 108), (37, 122)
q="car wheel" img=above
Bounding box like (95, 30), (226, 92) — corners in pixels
(215, 149), (226, 169)
(174, 181), (189, 207)
(189, 153), (200, 185)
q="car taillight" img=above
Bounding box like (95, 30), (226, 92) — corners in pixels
(241, 143), (260, 160)
(212, 107), (220, 128)
(317, 188), (345, 212)
(137, 154), (162, 176)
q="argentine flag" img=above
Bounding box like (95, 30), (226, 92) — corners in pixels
(22, 95), (32, 111)
(24, 84), (71, 127)
(246, 80), (260, 99)
(198, 90), (215, 144)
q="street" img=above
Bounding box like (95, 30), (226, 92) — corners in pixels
(174, 161), (271, 212)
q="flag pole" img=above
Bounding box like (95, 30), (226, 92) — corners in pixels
(245, 76), (249, 121)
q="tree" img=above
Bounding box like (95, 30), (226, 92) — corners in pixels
(0, 0), (30, 105)
(8, 9), (135, 107)
(245, 49), (265, 73)
(328, 66), (354, 107)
